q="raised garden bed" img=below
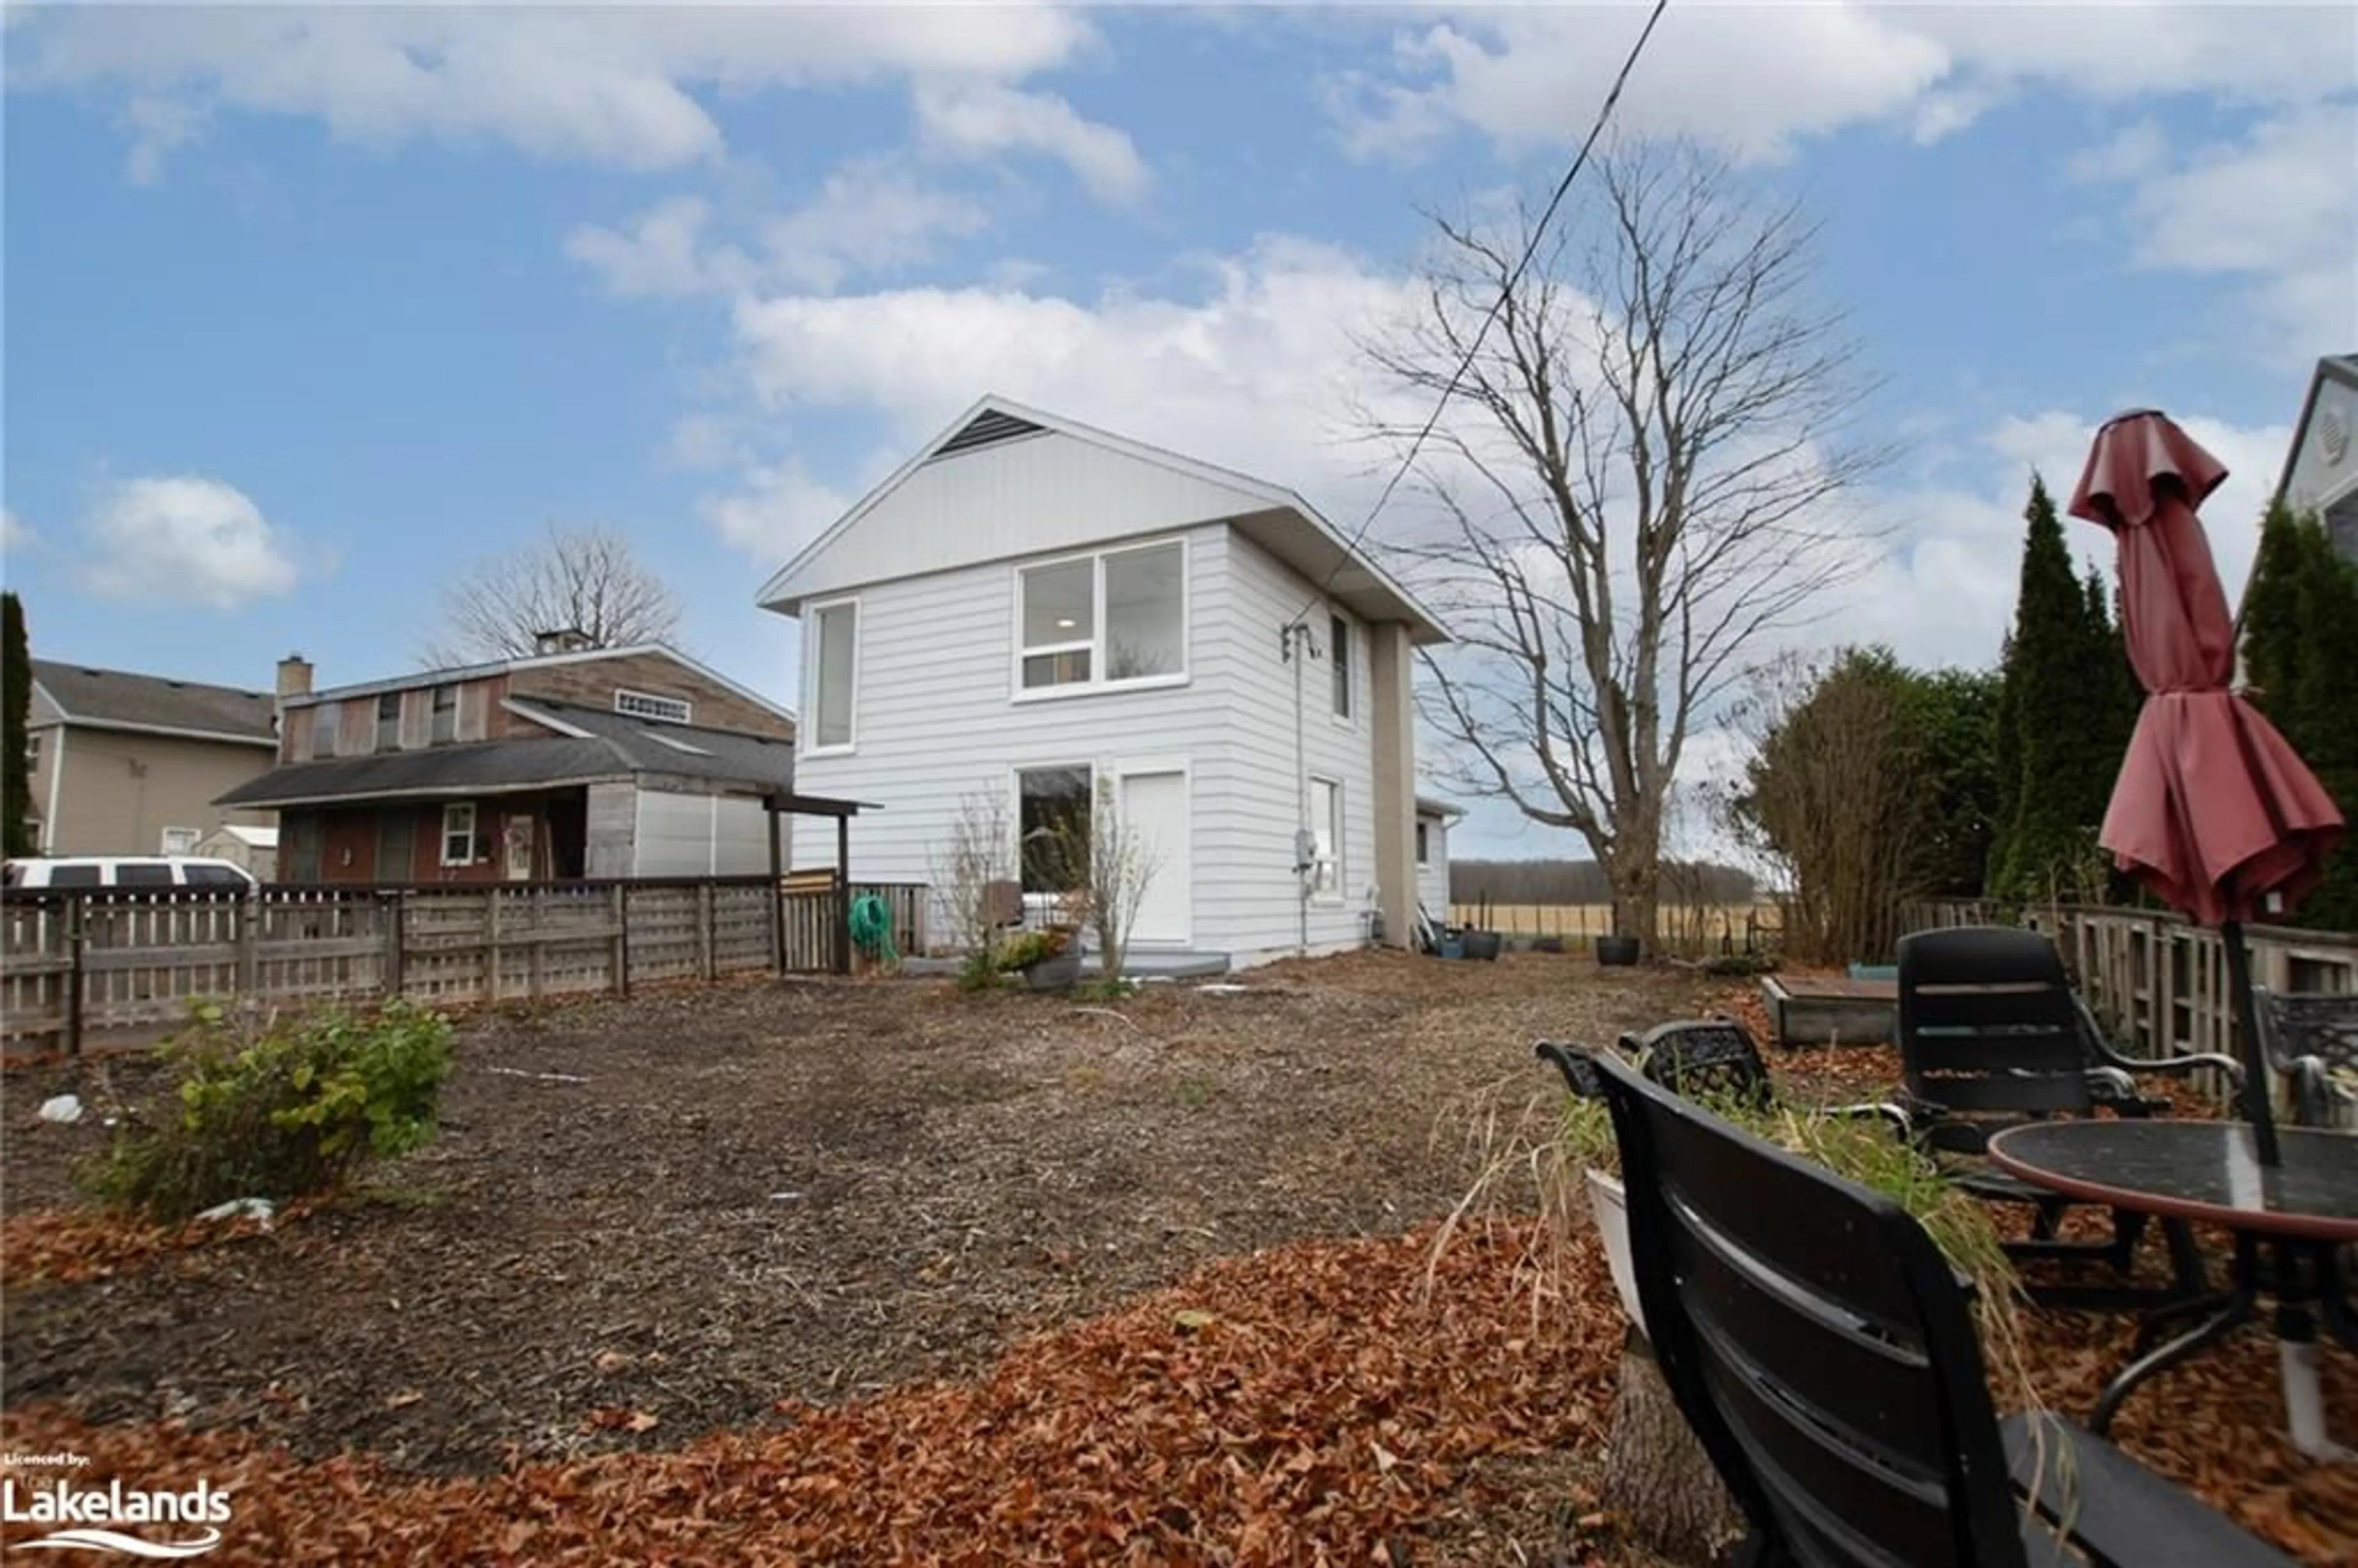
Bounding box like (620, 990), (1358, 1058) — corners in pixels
(1759, 973), (1895, 1048)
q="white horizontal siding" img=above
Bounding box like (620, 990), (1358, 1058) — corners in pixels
(787, 521), (1403, 966)
(778, 432), (1271, 607)
(792, 525), (1239, 947)
(1417, 815), (1450, 917)
(1201, 530), (1379, 961)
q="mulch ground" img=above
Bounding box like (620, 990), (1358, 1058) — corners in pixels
(2, 954), (2352, 1563)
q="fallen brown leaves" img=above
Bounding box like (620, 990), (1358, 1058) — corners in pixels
(0, 1201), (304, 1290)
(0, 1219), (1624, 1566)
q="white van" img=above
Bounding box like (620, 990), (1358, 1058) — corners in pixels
(2, 856), (259, 891)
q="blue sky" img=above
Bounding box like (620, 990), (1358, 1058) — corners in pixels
(4, 4), (2352, 856)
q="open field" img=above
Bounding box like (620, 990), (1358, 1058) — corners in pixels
(1449, 900), (1782, 950)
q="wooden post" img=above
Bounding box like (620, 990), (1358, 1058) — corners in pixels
(235, 895), (260, 1002)
(697, 881), (716, 981)
(526, 888), (547, 1001)
(381, 891), (407, 1000)
(610, 882), (629, 998)
(834, 813), (851, 977)
(484, 889), (504, 1004)
(65, 894), (87, 1058)
(768, 802), (787, 976)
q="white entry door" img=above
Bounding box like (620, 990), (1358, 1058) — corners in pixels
(1119, 770), (1190, 945)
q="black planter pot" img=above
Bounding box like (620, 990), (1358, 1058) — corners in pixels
(1595, 934), (1643, 967)
(1023, 947), (1083, 993)
(1460, 930), (1503, 963)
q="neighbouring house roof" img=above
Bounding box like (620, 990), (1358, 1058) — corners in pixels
(1415, 795), (1465, 820)
(214, 699), (801, 811)
(30, 659), (278, 747)
(286, 642), (795, 726)
(205, 825), (279, 849)
(2275, 353), (2358, 509)
(755, 393), (1452, 643)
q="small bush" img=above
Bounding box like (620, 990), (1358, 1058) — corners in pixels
(82, 999), (456, 1222)
(956, 948), (1006, 992)
(994, 928), (1072, 972)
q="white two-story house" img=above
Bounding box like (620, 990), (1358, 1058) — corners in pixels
(756, 396), (1452, 972)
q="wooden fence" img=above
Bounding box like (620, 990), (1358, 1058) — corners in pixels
(1, 877), (928, 1054)
(1905, 899), (2358, 1062)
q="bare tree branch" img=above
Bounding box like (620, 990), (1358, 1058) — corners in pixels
(1360, 139), (1890, 947)
(422, 523), (684, 667)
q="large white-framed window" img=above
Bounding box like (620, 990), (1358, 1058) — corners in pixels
(806, 598), (858, 753)
(1309, 776), (1343, 900)
(1014, 537), (1186, 698)
(1016, 763), (1094, 898)
(1329, 611), (1353, 721)
(440, 802), (477, 867)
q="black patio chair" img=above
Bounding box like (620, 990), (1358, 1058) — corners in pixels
(2254, 985), (2358, 1130)
(1587, 1049), (2298, 1568)
(1897, 926), (2227, 1305)
(1540, 1017), (1909, 1130)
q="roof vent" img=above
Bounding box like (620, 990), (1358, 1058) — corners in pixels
(932, 407), (1047, 460)
(534, 627), (596, 656)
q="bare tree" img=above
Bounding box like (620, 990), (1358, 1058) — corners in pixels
(1358, 140), (1885, 950)
(1035, 779), (1165, 987)
(425, 523), (683, 665)
(929, 791), (1018, 961)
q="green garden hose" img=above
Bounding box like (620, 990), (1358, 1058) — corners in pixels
(847, 892), (898, 964)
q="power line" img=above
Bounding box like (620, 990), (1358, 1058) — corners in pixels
(1287, 0), (1671, 635)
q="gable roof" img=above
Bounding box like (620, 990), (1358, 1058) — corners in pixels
(756, 394), (1451, 643)
(214, 698), (798, 810)
(285, 642), (795, 725)
(31, 659), (278, 747)
(2274, 352), (2358, 508)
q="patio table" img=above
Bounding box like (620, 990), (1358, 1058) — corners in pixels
(1988, 1119), (2358, 1457)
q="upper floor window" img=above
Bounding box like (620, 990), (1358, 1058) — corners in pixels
(430, 685), (458, 744)
(376, 692), (402, 751)
(1329, 613), (1353, 720)
(311, 701), (340, 759)
(808, 599), (857, 751)
(615, 688), (693, 725)
(1018, 539), (1185, 695)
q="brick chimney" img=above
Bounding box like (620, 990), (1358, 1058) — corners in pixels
(276, 653), (313, 698)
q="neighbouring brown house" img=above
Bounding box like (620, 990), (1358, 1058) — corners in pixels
(215, 634), (801, 883)
(26, 660), (279, 855)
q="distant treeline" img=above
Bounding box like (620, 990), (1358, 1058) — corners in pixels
(1449, 858), (1759, 906)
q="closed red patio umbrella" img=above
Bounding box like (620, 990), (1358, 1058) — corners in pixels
(2069, 408), (2344, 1166)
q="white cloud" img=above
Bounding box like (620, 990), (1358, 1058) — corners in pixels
(2111, 104), (2358, 367)
(664, 413), (741, 472)
(912, 82), (1150, 205)
(566, 196), (752, 300)
(2, 507), (31, 554)
(120, 93), (209, 185)
(78, 476), (301, 608)
(700, 457), (858, 562)
(1329, 3), (2355, 164)
(13, 5), (1099, 173)
(569, 161), (994, 300)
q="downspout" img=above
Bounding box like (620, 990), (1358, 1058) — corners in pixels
(1288, 620), (1309, 957)
(42, 728), (65, 853)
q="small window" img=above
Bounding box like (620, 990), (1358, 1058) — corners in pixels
(374, 691), (401, 750)
(159, 827), (200, 856)
(615, 688), (693, 724)
(809, 600), (857, 750)
(24, 732), (38, 771)
(116, 863), (173, 887)
(1309, 778), (1342, 897)
(441, 802), (477, 867)
(1416, 821), (1430, 867)
(1018, 765), (1092, 894)
(1329, 614), (1352, 720)
(49, 864), (100, 887)
(311, 701), (340, 759)
(430, 685), (458, 744)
